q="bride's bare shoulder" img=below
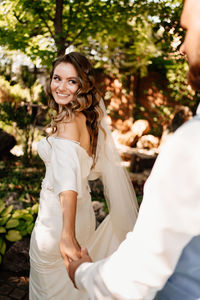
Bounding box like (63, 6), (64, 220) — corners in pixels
(56, 114), (83, 142)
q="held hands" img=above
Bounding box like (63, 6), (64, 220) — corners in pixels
(68, 247), (92, 288)
(59, 233), (81, 270)
(59, 230), (93, 288)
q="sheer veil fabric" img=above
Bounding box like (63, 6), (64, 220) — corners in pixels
(89, 99), (138, 242)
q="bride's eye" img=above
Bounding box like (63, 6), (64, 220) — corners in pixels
(68, 79), (78, 85)
(53, 75), (60, 81)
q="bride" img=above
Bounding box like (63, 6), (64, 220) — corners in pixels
(29, 52), (138, 299)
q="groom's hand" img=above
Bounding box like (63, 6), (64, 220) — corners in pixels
(68, 247), (92, 288)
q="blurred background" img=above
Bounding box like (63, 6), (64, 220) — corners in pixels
(0, 0), (200, 289)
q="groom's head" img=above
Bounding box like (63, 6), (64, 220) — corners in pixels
(180, 0), (200, 90)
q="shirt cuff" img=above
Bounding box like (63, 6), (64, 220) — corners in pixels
(75, 262), (93, 290)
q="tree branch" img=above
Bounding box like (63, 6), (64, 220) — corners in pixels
(43, 10), (54, 23)
(13, 11), (27, 25)
(39, 14), (55, 39)
(66, 24), (88, 47)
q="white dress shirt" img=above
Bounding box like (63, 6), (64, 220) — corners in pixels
(75, 111), (200, 300)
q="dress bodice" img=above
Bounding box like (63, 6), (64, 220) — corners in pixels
(37, 136), (93, 198)
(38, 136), (93, 173)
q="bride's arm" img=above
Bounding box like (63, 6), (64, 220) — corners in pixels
(55, 114), (88, 269)
(59, 190), (81, 270)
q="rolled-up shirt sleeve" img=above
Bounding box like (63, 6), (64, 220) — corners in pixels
(75, 119), (200, 300)
(51, 139), (82, 197)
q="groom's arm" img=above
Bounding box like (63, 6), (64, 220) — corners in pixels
(74, 233), (159, 300)
(71, 120), (200, 300)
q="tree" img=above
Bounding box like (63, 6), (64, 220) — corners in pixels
(1, 0), (198, 138)
(0, 0), (135, 67)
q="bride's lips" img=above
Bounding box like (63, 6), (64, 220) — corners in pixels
(56, 93), (70, 97)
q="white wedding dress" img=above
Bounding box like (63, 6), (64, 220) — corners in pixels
(29, 136), (124, 300)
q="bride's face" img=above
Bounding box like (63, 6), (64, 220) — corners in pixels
(51, 62), (79, 105)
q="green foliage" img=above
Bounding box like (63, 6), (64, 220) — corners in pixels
(166, 58), (196, 107)
(0, 157), (43, 265)
(0, 101), (37, 129)
(0, 157), (44, 201)
(0, 76), (31, 103)
(86, 0), (183, 75)
(0, 0), (197, 141)
(117, 17), (162, 77)
(0, 199), (39, 264)
(0, 101), (37, 163)
(0, 0), (135, 67)
(0, 74), (47, 162)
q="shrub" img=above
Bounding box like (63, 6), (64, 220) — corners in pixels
(0, 200), (38, 264)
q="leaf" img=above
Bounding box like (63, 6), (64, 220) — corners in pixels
(0, 227), (6, 233)
(0, 200), (5, 215)
(31, 203), (39, 214)
(20, 229), (28, 237)
(5, 230), (22, 242)
(6, 218), (20, 229)
(0, 240), (6, 255)
(1, 205), (13, 217)
(26, 223), (34, 234)
(0, 215), (11, 226)
(12, 209), (27, 219)
(21, 214), (34, 223)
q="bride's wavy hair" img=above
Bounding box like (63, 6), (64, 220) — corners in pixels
(46, 52), (104, 160)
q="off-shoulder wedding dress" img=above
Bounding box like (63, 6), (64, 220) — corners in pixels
(29, 104), (138, 299)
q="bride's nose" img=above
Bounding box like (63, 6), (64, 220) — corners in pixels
(58, 81), (66, 91)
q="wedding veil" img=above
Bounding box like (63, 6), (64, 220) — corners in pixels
(89, 99), (138, 242)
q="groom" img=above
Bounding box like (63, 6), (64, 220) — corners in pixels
(68, 0), (200, 299)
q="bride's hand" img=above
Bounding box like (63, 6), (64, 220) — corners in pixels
(59, 234), (81, 270)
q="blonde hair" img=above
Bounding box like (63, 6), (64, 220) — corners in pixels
(46, 52), (104, 160)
